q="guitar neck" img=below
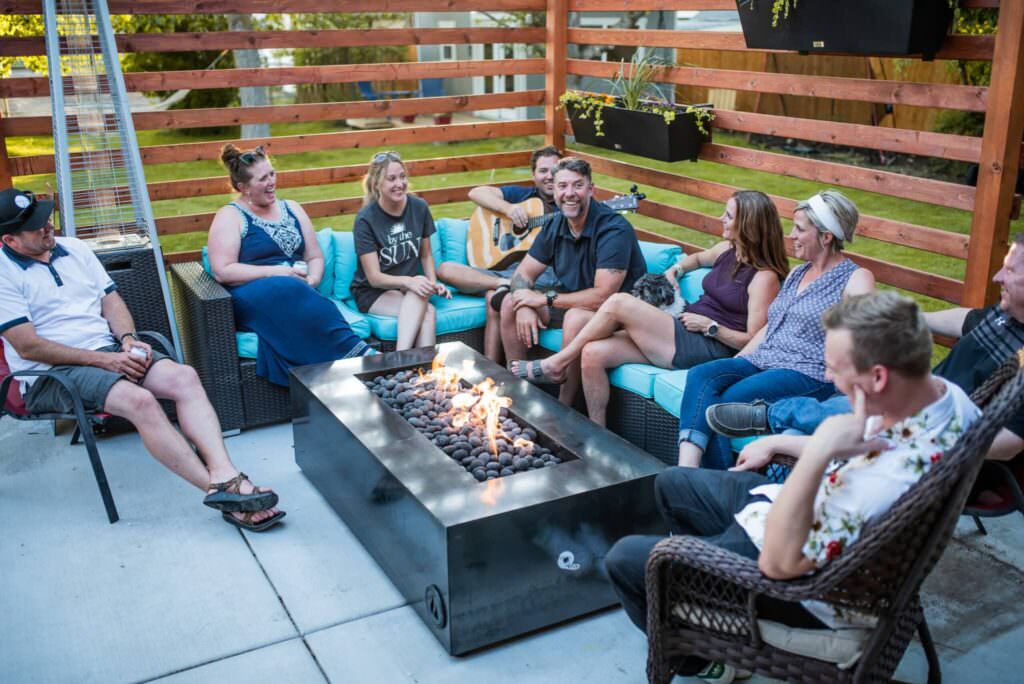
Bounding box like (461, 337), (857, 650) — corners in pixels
(524, 213), (555, 230)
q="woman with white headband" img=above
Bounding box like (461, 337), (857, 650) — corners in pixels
(675, 189), (875, 469)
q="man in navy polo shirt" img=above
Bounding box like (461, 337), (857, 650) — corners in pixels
(0, 188), (284, 531)
(437, 146), (564, 361)
(502, 157), (646, 407)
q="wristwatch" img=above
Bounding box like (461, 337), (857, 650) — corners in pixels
(704, 321), (719, 338)
(546, 290), (558, 309)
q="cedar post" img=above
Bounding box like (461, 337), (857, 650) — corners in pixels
(0, 112), (13, 190)
(545, 0), (568, 148)
(963, 0), (1024, 307)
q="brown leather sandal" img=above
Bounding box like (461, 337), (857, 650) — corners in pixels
(222, 510), (286, 532)
(203, 472), (278, 513)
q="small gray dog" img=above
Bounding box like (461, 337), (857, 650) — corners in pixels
(630, 273), (686, 317)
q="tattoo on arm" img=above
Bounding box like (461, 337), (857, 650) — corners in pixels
(510, 272), (534, 292)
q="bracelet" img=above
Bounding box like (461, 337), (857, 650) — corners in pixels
(119, 332), (138, 343)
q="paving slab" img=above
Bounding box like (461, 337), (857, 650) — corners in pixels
(0, 422), (294, 684)
(307, 605), (650, 684)
(229, 424), (407, 634)
(149, 637), (326, 684)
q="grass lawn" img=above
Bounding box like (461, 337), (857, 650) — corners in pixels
(9, 118), (1019, 325)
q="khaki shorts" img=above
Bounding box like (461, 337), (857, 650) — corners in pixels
(24, 343), (169, 414)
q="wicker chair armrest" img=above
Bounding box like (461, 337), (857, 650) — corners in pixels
(648, 535), (841, 603)
(168, 263), (237, 365)
(769, 453), (797, 469)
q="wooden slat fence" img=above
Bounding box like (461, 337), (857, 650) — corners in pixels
(0, 0), (1021, 309)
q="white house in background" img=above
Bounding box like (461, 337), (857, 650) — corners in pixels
(412, 11), (738, 121)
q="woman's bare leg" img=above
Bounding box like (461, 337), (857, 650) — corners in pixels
(518, 293), (677, 380)
(414, 303), (437, 347)
(557, 308), (594, 406)
(369, 290), (429, 350)
(579, 333), (650, 427)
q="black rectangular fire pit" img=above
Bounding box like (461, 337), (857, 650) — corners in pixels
(290, 342), (666, 655)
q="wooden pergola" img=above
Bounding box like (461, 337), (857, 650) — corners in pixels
(1, 0), (1022, 308)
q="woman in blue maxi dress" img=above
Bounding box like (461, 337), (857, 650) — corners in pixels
(207, 145), (371, 386)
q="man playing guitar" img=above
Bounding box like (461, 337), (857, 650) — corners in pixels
(437, 146), (564, 361)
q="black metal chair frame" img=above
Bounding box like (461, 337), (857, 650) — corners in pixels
(0, 331), (177, 524)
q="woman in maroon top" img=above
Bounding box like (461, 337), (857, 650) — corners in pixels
(510, 190), (789, 427)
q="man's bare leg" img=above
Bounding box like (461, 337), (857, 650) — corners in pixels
(437, 262), (506, 294)
(107, 371), (280, 523)
(484, 289), (503, 363)
(557, 308), (594, 406)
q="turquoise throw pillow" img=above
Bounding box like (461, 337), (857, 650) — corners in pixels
(436, 218), (469, 266)
(638, 240), (682, 274)
(331, 231), (358, 301)
(316, 227), (335, 297)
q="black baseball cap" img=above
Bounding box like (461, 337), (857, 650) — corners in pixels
(0, 189), (55, 236)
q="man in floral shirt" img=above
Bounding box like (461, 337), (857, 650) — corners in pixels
(605, 292), (979, 680)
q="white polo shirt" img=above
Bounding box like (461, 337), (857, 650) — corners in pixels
(0, 236), (118, 391)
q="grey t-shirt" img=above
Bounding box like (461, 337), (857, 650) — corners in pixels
(350, 194), (436, 296)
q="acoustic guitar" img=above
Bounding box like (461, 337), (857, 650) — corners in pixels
(465, 186), (645, 270)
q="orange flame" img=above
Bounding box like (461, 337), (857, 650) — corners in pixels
(512, 437), (534, 454)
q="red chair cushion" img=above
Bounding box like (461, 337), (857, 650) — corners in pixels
(0, 339), (27, 416)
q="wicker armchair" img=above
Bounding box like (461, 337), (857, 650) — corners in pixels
(644, 351), (1024, 684)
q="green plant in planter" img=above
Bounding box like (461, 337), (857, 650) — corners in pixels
(557, 52), (715, 137)
(766, 0), (959, 27)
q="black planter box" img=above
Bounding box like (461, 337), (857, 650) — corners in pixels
(568, 102), (712, 163)
(735, 0), (953, 59)
(290, 343), (667, 655)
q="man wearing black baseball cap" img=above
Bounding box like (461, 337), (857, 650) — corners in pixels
(0, 188), (285, 531)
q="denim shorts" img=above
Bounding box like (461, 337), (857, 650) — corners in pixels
(24, 343), (169, 414)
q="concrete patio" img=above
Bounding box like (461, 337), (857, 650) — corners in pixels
(3, 416), (1023, 684)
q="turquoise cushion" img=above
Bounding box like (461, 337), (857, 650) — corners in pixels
(652, 369), (689, 418)
(234, 301), (372, 362)
(680, 266), (711, 303)
(316, 227), (335, 297)
(201, 246), (211, 274)
(608, 363), (671, 399)
(638, 240), (682, 274)
(435, 218), (469, 266)
(235, 299), (371, 359)
(331, 231), (358, 301)
(652, 369), (762, 454)
(538, 328), (562, 353)
(236, 331), (258, 359)
(359, 293), (486, 341)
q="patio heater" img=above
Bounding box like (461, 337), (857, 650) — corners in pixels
(42, 0), (181, 355)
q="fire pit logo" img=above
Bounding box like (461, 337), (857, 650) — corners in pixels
(557, 551), (581, 571)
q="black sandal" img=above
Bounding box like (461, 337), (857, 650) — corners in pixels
(204, 472), (278, 513)
(489, 284), (511, 313)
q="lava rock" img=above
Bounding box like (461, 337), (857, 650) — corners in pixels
(500, 467), (514, 477)
(452, 448), (469, 460)
(486, 461), (501, 471)
(472, 468), (487, 482)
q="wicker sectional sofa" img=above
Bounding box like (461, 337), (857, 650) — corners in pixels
(168, 217), (728, 455)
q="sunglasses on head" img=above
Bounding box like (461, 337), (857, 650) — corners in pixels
(239, 150), (265, 165)
(0, 190), (37, 229)
(372, 151), (401, 164)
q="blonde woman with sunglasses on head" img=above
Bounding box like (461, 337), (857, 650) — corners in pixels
(207, 144), (374, 387)
(350, 151), (451, 350)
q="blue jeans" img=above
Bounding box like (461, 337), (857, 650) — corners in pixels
(677, 357), (836, 469)
(768, 394), (851, 435)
